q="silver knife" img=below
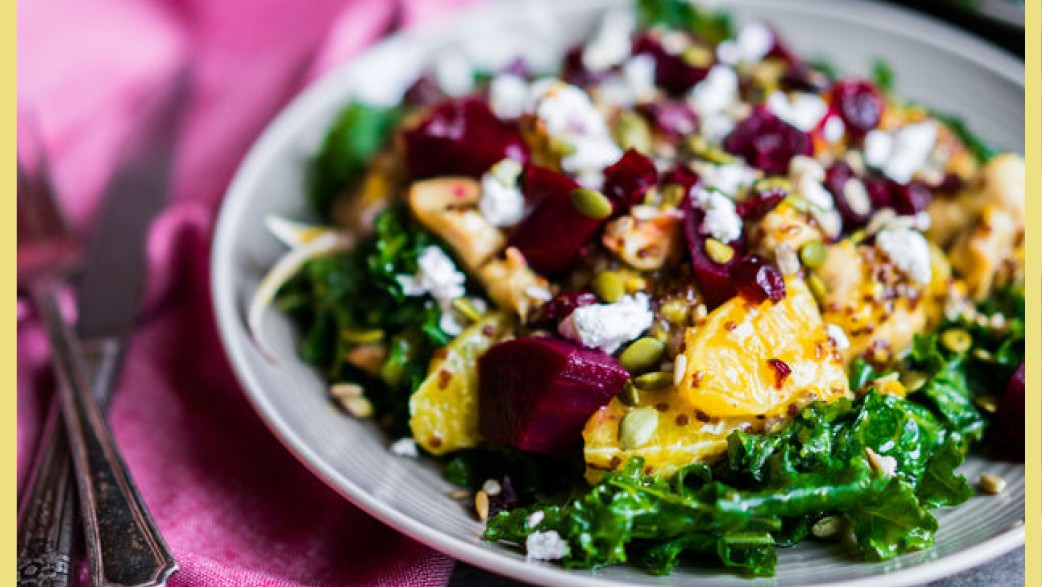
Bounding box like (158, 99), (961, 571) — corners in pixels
(17, 73), (189, 587)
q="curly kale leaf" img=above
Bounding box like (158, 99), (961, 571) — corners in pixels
(636, 0), (734, 44)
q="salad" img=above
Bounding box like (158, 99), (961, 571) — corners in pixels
(251, 0), (1025, 577)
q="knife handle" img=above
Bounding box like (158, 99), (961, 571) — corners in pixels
(30, 280), (178, 587)
(17, 337), (124, 587)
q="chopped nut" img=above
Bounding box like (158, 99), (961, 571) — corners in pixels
(811, 516), (844, 539)
(775, 243), (800, 276)
(979, 473), (1006, 495)
(674, 355), (688, 386)
(865, 447), (897, 476)
(482, 478), (502, 497)
(474, 490), (490, 520)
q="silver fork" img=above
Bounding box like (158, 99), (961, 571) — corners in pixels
(17, 117), (177, 587)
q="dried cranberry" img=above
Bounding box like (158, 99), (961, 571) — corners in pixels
(403, 74), (446, 106)
(934, 172), (964, 195)
(602, 149), (658, 214)
(890, 179), (932, 215)
(530, 291), (599, 324)
(994, 363), (1024, 462)
(767, 358), (791, 389)
(730, 255), (786, 304)
(637, 101), (698, 139)
(723, 106), (812, 175)
(862, 175), (893, 208)
(831, 79), (884, 136)
(404, 98), (529, 179)
(683, 206), (745, 308)
(823, 161), (872, 226)
(736, 186), (786, 220)
(632, 34), (710, 95)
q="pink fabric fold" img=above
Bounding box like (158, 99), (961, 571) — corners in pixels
(18, 0), (479, 584)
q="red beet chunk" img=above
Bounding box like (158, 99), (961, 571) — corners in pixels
(478, 337), (629, 455)
(723, 106), (812, 175)
(731, 255), (786, 304)
(632, 34), (710, 95)
(683, 206), (745, 308)
(660, 165), (699, 195)
(560, 45), (609, 87)
(530, 291), (599, 324)
(508, 166), (602, 276)
(994, 363), (1024, 462)
(602, 149), (658, 214)
(403, 98), (528, 179)
(831, 79), (884, 136)
(824, 161), (872, 227)
(637, 101), (698, 139)
(890, 179), (932, 215)
(736, 185), (787, 220)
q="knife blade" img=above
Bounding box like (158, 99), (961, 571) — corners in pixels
(17, 71), (190, 587)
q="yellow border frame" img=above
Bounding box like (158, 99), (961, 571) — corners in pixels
(1024, 0), (1039, 585)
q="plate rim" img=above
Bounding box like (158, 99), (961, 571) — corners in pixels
(211, 0), (1025, 585)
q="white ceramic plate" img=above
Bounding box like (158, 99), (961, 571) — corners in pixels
(211, 1), (1025, 585)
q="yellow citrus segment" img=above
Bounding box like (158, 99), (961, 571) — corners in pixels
(409, 312), (513, 455)
(678, 277), (849, 418)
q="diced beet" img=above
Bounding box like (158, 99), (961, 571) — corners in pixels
(779, 63), (830, 94)
(736, 185), (787, 220)
(508, 166), (602, 276)
(637, 101), (698, 139)
(529, 291), (599, 324)
(602, 149), (658, 214)
(403, 98), (529, 179)
(890, 179), (932, 215)
(830, 79), (884, 136)
(560, 45), (609, 87)
(478, 337), (629, 455)
(824, 161), (872, 227)
(403, 74), (446, 106)
(632, 34), (709, 95)
(660, 165), (699, 194)
(994, 363), (1024, 462)
(683, 206), (745, 308)
(723, 106), (812, 175)
(731, 255), (786, 304)
(765, 28), (799, 66)
(934, 172), (964, 194)
(862, 175), (892, 208)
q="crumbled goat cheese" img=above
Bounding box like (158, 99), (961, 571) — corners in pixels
(875, 227), (932, 284)
(397, 246), (468, 334)
(389, 438), (419, 458)
(489, 74), (528, 119)
(582, 9), (635, 71)
(862, 123), (937, 184)
(735, 22), (774, 62)
(689, 64), (738, 115)
(558, 293), (654, 353)
(822, 115), (846, 143)
(766, 91), (827, 132)
(621, 54), (657, 102)
(789, 155), (833, 210)
(700, 112), (737, 143)
(826, 324), (851, 350)
(694, 187), (743, 242)
(526, 530), (570, 561)
(434, 51), (474, 96)
(527, 80), (622, 175)
(527, 510), (545, 529)
(701, 163), (757, 197)
(479, 171), (525, 227)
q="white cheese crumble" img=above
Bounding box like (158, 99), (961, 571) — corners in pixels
(527, 80), (622, 175)
(389, 438), (419, 458)
(700, 112), (737, 144)
(789, 155), (833, 210)
(694, 187), (743, 242)
(735, 22), (774, 62)
(489, 74), (528, 120)
(582, 9), (635, 71)
(527, 510), (545, 529)
(822, 115), (846, 143)
(434, 51), (474, 97)
(875, 227), (932, 284)
(700, 163), (757, 197)
(397, 246), (468, 334)
(558, 292), (654, 353)
(826, 324), (851, 350)
(482, 478), (502, 496)
(689, 64), (738, 115)
(526, 530), (570, 561)
(862, 123), (938, 184)
(478, 168), (525, 227)
(766, 91), (827, 132)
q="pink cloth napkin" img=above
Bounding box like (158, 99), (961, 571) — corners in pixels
(18, 0), (479, 584)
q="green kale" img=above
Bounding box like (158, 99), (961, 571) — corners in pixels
(930, 111), (999, 163)
(276, 207), (452, 433)
(871, 58), (895, 93)
(308, 102), (404, 219)
(485, 391), (971, 576)
(636, 0), (734, 44)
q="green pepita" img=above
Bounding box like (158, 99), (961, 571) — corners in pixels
(799, 239), (827, 269)
(620, 337), (667, 375)
(661, 183), (687, 207)
(807, 273), (828, 302)
(681, 46), (713, 68)
(974, 394), (999, 414)
(549, 136), (577, 157)
(705, 238), (735, 265)
(901, 370), (928, 393)
(489, 158), (522, 185)
(613, 111), (652, 154)
(618, 406), (658, 450)
(618, 380), (640, 406)
(660, 298), (690, 325)
(591, 270), (625, 303)
(940, 328), (972, 353)
(571, 187), (614, 220)
(452, 298), (485, 322)
(811, 516), (844, 539)
(341, 327), (385, 344)
(634, 371), (673, 391)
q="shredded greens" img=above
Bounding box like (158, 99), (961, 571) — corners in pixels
(637, 0), (734, 44)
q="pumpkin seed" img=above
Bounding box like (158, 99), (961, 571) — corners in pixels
(620, 337), (667, 375)
(571, 187), (614, 220)
(681, 45), (713, 68)
(940, 328), (972, 353)
(619, 406), (658, 449)
(705, 238), (735, 264)
(799, 239), (827, 269)
(489, 158), (523, 185)
(979, 473), (1006, 495)
(661, 183), (687, 207)
(901, 370), (928, 393)
(752, 177), (792, 195)
(342, 327), (385, 344)
(452, 298), (485, 322)
(613, 111), (652, 153)
(549, 136), (577, 157)
(634, 371), (673, 391)
(474, 490), (490, 520)
(811, 516), (844, 539)
(591, 270), (625, 303)
(807, 273), (828, 302)
(660, 299), (690, 324)
(974, 394), (999, 414)
(618, 380), (640, 406)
